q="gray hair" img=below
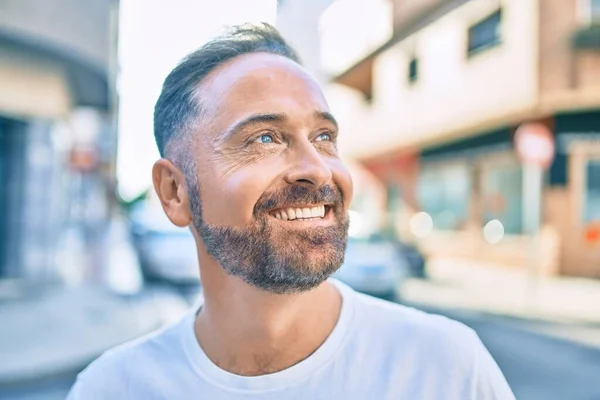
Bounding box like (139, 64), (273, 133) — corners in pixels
(153, 23), (300, 159)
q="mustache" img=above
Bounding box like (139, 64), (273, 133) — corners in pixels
(254, 184), (344, 215)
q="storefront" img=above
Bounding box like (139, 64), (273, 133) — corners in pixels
(552, 111), (600, 277)
(405, 127), (545, 270)
(360, 111), (600, 278)
(416, 128), (519, 236)
(0, 0), (116, 284)
(0, 117), (27, 279)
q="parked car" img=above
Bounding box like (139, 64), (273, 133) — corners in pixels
(395, 240), (427, 279)
(334, 234), (410, 301)
(128, 201), (200, 286)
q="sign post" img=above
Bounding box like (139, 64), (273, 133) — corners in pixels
(514, 123), (555, 309)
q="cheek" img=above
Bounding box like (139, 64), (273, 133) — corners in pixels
(330, 160), (354, 209)
(199, 164), (276, 227)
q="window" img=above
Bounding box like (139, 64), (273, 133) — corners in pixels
(408, 57), (419, 83)
(467, 9), (502, 56)
(583, 159), (600, 223)
(481, 163), (523, 235)
(418, 164), (471, 230)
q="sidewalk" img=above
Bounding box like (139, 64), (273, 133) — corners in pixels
(0, 216), (191, 388)
(0, 283), (190, 387)
(401, 257), (600, 345)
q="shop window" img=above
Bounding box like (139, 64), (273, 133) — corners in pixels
(583, 159), (600, 223)
(418, 164), (470, 230)
(408, 57), (419, 84)
(0, 118), (27, 277)
(467, 9), (502, 56)
(481, 163), (523, 235)
(591, 0), (600, 23)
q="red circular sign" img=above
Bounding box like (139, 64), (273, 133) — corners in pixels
(514, 123), (555, 169)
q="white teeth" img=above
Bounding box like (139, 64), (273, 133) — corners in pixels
(273, 206), (326, 220)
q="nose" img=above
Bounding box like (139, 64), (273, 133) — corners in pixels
(284, 142), (333, 188)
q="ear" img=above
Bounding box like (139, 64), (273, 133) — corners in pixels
(152, 159), (193, 227)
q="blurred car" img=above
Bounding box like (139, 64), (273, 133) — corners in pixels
(395, 240), (427, 279)
(128, 201), (200, 286)
(334, 234), (410, 301)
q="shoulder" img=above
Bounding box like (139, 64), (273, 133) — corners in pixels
(350, 292), (481, 362)
(353, 291), (476, 337)
(347, 293), (515, 398)
(67, 314), (191, 399)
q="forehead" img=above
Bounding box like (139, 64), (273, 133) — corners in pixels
(198, 53), (330, 125)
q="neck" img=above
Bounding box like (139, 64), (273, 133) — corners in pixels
(194, 256), (342, 376)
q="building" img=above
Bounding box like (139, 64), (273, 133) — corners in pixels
(322, 0), (600, 277)
(0, 0), (119, 284)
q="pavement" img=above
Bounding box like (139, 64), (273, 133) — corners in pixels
(401, 256), (600, 347)
(0, 282), (190, 388)
(0, 216), (192, 389)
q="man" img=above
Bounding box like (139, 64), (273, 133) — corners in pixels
(68, 23), (514, 399)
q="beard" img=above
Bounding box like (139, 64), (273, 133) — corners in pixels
(188, 181), (349, 295)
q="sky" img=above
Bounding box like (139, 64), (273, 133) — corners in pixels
(116, 0), (278, 201)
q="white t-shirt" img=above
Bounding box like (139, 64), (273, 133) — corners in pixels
(67, 280), (514, 399)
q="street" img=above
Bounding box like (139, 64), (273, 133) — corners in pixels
(438, 309), (600, 400)
(1, 287), (599, 400)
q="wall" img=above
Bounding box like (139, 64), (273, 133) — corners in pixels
(0, 0), (113, 69)
(339, 0), (540, 159)
(539, 0), (600, 113)
(392, 0), (449, 28)
(0, 46), (71, 119)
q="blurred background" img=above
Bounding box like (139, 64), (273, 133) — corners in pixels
(0, 0), (599, 399)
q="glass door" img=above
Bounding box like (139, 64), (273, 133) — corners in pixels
(583, 158), (600, 223)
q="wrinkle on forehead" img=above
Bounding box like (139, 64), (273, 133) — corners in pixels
(181, 53), (330, 172)
(195, 53), (328, 122)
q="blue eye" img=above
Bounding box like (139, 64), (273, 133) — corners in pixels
(256, 134), (274, 144)
(315, 132), (331, 142)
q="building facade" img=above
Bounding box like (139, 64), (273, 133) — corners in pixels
(0, 0), (119, 283)
(324, 0), (600, 277)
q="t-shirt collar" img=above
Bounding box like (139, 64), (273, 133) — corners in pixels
(180, 279), (356, 393)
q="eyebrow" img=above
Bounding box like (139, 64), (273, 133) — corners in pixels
(223, 111), (339, 141)
(317, 111), (339, 130)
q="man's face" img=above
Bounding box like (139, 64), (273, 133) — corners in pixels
(188, 53), (353, 294)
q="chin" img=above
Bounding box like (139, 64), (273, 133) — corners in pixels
(244, 249), (344, 295)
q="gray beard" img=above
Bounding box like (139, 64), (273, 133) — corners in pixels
(189, 184), (349, 294)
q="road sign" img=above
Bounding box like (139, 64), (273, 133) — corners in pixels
(514, 123), (555, 169)
(514, 122), (555, 307)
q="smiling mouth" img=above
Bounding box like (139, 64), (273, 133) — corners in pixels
(268, 205), (330, 221)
